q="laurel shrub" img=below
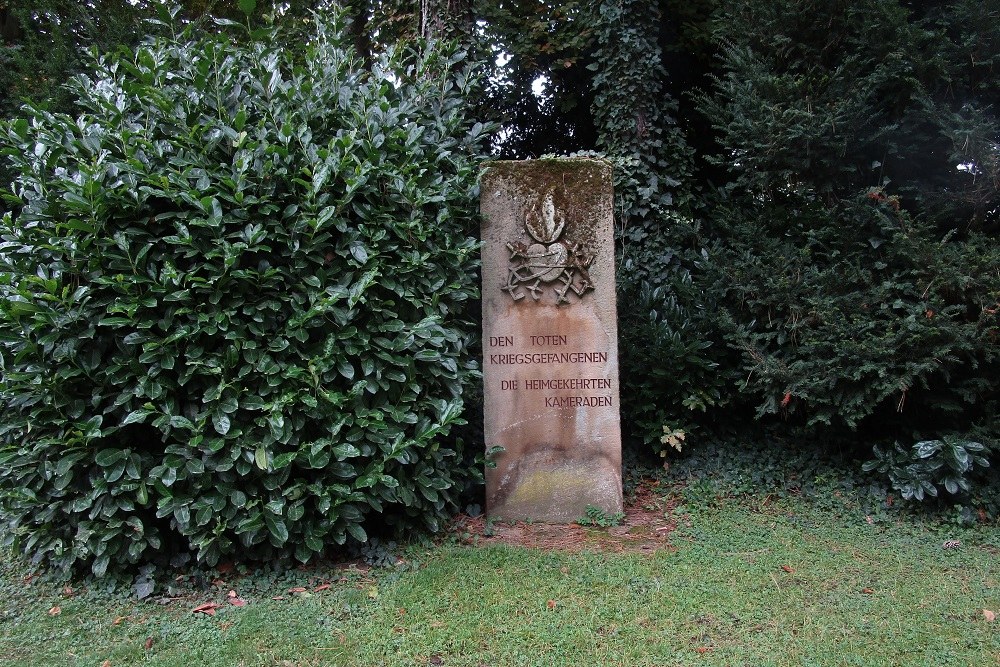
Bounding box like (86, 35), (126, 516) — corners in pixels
(0, 12), (488, 576)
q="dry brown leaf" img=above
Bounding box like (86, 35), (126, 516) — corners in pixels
(984, 609), (996, 622)
(781, 565), (795, 573)
(227, 590), (237, 599)
(144, 637), (154, 650)
(101, 661), (111, 667)
(429, 655), (444, 665)
(229, 598), (247, 607)
(546, 599), (556, 609)
(192, 602), (220, 616)
(271, 596), (285, 601)
(288, 587), (307, 593)
(314, 584), (331, 592)
(48, 606), (61, 616)
(62, 585), (74, 597)
(112, 616), (126, 626)
(695, 647), (713, 654)
(861, 588), (874, 595)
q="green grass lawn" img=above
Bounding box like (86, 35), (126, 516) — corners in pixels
(2, 481), (998, 666)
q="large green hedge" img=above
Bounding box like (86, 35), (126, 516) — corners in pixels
(0, 13), (488, 576)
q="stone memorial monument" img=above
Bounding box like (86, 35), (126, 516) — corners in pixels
(480, 158), (623, 522)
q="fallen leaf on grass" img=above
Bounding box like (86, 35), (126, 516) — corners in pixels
(112, 616), (126, 626)
(48, 606), (61, 616)
(780, 565), (795, 573)
(271, 596), (285, 601)
(314, 584), (331, 592)
(695, 647), (713, 654)
(62, 586), (74, 597)
(225, 590), (248, 606)
(429, 655), (444, 665)
(192, 602), (221, 616)
(101, 661), (111, 667)
(144, 637), (154, 651)
(546, 599), (556, 609)
(984, 609), (996, 622)
(861, 588), (874, 595)
(288, 587), (307, 593)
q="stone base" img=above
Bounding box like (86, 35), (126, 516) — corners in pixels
(487, 450), (622, 523)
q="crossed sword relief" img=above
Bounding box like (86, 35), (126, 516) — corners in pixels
(502, 193), (596, 305)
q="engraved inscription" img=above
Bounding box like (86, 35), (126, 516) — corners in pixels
(488, 351), (608, 365)
(488, 335), (613, 406)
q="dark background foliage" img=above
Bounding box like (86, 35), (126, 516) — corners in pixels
(699, 0), (1000, 438)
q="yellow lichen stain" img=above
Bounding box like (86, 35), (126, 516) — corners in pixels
(505, 468), (591, 511)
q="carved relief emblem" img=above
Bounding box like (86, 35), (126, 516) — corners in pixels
(502, 193), (595, 304)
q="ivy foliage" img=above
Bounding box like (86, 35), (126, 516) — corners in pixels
(0, 11), (488, 576)
(588, 0), (731, 452)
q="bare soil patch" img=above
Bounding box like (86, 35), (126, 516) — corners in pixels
(449, 480), (678, 553)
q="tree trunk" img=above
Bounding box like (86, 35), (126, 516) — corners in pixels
(344, 0), (372, 65)
(419, 0), (471, 41)
(1, 6), (22, 45)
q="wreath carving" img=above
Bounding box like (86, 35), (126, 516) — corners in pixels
(501, 192), (595, 305)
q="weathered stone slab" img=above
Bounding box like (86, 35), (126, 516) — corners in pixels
(480, 158), (623, 523)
